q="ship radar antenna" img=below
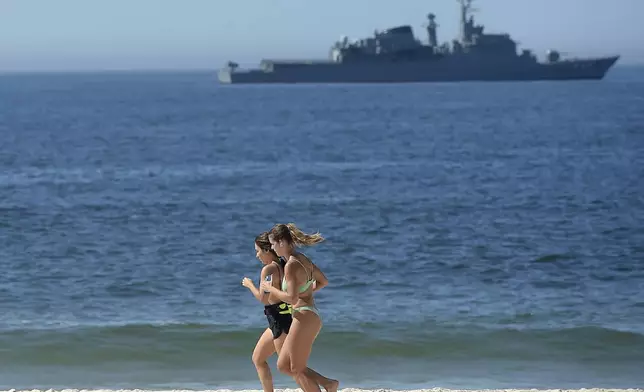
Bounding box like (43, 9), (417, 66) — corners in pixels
(458, 0), (477, 14)
(423, 13), (439, 47)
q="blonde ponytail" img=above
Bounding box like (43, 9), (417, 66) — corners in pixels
(286, 223), (325, 246)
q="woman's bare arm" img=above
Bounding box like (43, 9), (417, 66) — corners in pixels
(261, 258), (301, 305)
(243, 264), (277, 305)
(311, 262), (328, 292)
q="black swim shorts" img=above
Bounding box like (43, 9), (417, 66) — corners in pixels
(264, 302), (292, 339)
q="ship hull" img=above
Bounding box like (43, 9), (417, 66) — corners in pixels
(218, 56), (619, 84)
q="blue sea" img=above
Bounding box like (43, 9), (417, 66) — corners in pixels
(0, 66), (643, 391)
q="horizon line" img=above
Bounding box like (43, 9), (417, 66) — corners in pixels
(1, 63), (643, 76)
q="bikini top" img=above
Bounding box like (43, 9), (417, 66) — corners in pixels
(281, 257), (315, 293)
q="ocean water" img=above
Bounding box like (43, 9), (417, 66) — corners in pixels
(0, 67), (643, 391)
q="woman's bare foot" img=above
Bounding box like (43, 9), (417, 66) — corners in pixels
(322, 379), (339, 392)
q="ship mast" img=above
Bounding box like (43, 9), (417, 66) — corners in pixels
(458, 0), (474, 44)
(425, 13), (438, 47)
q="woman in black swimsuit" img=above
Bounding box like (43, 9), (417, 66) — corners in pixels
(242, 232), (338, 392)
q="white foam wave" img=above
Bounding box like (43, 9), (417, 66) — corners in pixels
(2, 389), (643, 392)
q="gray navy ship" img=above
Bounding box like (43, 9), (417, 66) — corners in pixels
(218, 0), (619, 84)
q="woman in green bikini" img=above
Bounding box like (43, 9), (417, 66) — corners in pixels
(260, 223), (337, 392)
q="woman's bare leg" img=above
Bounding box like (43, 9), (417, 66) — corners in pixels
(252, 328), (277, 392)
(274, 333), (338, 392)
(276, 311), (323, 392)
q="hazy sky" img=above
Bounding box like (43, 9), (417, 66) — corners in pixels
(1, 0), (642, 71)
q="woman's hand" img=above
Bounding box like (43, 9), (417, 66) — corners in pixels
(241, 277), (254, 289)
(259, 280), (274, 294)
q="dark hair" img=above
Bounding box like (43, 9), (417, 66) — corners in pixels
(255, 231), (285, 268)
(269, 223), (325, 247)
